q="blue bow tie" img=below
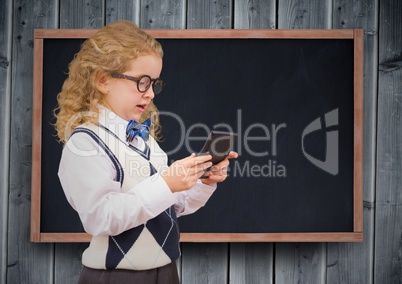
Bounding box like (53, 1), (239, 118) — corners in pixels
(126, 118), (151, 142)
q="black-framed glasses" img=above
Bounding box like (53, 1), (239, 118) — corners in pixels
(111, 73), (165, 94)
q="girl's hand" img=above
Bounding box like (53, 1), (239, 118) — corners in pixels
(201, 151), (238, 185)
(162, 153), (213, 192)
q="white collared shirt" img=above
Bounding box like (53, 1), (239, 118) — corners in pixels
(58, 107), (216, 236)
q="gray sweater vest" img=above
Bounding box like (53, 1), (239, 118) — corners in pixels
(71, 124), (180, 270)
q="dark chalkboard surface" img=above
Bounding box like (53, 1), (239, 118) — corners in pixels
(31, 29), (363, 242)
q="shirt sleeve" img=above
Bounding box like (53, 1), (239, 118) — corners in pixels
(58, 132), (176, 237)
(173, 180), (217, 217)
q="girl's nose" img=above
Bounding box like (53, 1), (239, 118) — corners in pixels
(143, 87), (155, 99)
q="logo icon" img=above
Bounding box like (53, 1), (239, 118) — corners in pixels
(301, 109), (339, 175)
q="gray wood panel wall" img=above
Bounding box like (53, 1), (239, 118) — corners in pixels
(0, 0), (400, 283)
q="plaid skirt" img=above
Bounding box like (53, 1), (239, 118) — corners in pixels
(78, 261), (180, 284)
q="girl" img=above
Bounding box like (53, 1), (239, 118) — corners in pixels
(55, 20), (237, 283)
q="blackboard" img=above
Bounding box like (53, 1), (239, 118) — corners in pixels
(31, 29), (363, 242)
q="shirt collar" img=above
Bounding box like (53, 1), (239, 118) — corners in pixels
(98, 105), (128, 143)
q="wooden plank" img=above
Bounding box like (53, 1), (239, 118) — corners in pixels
(334, 0), (378, 205)
(141, 0), (228, 284)
(38, 232), (363, 242)
(229, 243), (273, 284)
(278, 0), (332, 29)
(35, 28), (98, 38)
(59, 0), (104, 28)
(181, 233), (362, 242)
(327, 206), (374, 283)
(34, 28), (355, 39)
(40, 233), (91, 243)
(139, 0), (186, 29)
(54, 3), (105, 283)
(0, 0), (12, 282)
(105, 0), (140, 25)
(275, 1), (331, 283)
(30, 38), (43, 242)
(142, 2), (226, 282)
(54, 243), (87, 284)
(231, 3), (273, 283)
(327, 1), (378, 283)
(181, 243), (228, 284)
(375, 0), (402, 282)
(187, 0), (232, 29)
(353, 29), (364, 233)
(275, 243), (326, 283)
(145, 28), (352, 38)
(7, 0), (57, 283)
(234, 0), (276, 29)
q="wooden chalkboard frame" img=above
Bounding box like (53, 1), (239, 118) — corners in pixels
(31, 29), (363, 243)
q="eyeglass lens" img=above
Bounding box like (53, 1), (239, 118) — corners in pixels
(138, 76), (163, 94)
(138, 76), (151, 92)
(152, 80), (163, 94)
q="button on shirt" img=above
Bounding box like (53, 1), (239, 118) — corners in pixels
(58, 106), (217, 236)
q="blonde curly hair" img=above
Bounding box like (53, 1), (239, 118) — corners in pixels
(54, 20), (163, 144)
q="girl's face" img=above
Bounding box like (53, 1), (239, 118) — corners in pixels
(103, 54), (163, 122)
